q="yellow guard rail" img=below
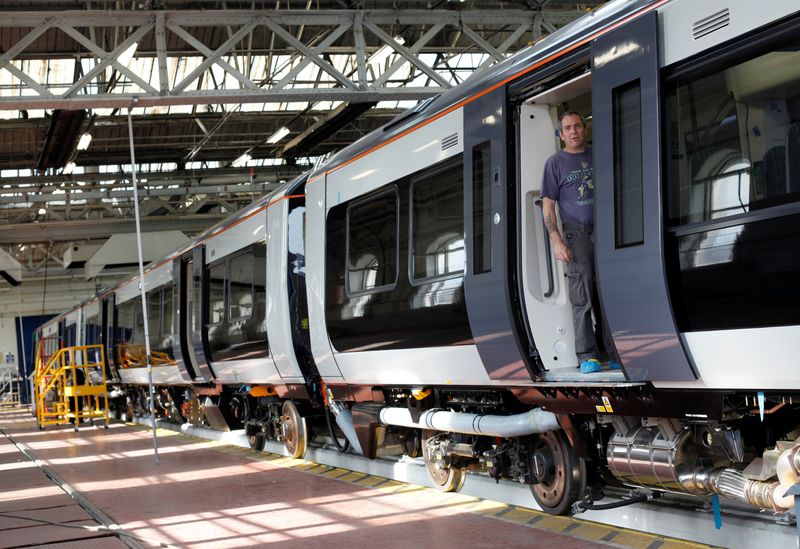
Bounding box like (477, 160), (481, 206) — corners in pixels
(34, 342), (109, 431)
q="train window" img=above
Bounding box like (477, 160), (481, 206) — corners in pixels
(666, 44), (800, 226)
(228, 252), (254, 320)
(252, 242), (267, 332)
(162, 287), (173, 339)
(147, 289), (161, 335)
(411, 158), (465, 281)
(613, 79), (644, 247)
(207, 262), (226, 325)
(472, 141), (492, 274)
(346, 189), (398, 294)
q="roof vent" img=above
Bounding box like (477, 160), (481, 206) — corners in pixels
(693, 9), (730, 40)
(441, 133), (458, 151)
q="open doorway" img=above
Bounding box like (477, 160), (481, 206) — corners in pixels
(517, 72), (608, 379)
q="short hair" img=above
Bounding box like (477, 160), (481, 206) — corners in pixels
(558, 111), (585, 131)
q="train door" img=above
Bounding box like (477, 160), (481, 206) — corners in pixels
(182, 249), (213, 381)
(591, 11), (695, 381)
(102, 296), (120, 381)
(516, 71), (595, 378)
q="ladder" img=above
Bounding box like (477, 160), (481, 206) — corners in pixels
(33, 340), (110, 431)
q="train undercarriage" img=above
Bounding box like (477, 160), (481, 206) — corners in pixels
(112, 382), (800, 517)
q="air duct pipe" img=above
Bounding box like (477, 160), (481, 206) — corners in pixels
(377, 407), (560, 438)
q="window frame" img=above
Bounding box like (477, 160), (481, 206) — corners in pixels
(345, 186), (401, 297)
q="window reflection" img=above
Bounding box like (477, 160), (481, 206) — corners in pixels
(411, 161), (464, 281)
(668, 46), (800, 226)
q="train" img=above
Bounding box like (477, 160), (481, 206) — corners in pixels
(35, 0), (800, 516)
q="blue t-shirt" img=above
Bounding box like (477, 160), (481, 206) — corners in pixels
(540, 148), (594, 227)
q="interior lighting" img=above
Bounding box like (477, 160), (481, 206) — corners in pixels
(368, 36), (406, 68)
(63, 162), (76, 175)
(267, 126), (290, 144)
(232, 153), (252, 167)
(77, 133), (92, 151)
(118, 42), (138, 67)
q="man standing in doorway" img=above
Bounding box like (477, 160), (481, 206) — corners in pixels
(541, 111), (619, 374)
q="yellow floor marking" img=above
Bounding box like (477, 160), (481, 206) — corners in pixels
(337, 472), (368, 482)
(467, 500), (508, 515)
(373, 479), (406, 492)
(570, 522), (616, 541)
(319, 467), (350, 477)
(293, 462), (323, 472)
(388, 483), (426, 494)
(657, 541), (714, 549)
(531, 515), (574, 532)
(501, 507), (544, 524)
(609, 531), (658, 549)
(353, 476), (387, 487)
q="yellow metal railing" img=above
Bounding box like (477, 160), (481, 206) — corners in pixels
(33, 341), (109, 430)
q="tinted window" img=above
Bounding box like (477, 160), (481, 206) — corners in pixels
(411, 160), (464, 280)
(347, 190), (398, 294)
(667, 45), (800, 226)
(229, 252), (254, 320)
(208, 262), (226, 325)
(472, 142), (492, 274)
(613, 80), (644, 247)
(665, 39), (800, 331)
(161, 287), (173, 340)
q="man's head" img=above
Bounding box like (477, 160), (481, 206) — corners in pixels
(558, 111), (586, 153)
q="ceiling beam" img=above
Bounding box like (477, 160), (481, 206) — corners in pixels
(0, 214), (227, 244)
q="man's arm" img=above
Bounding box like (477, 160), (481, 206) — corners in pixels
(542, 197), (572, 263)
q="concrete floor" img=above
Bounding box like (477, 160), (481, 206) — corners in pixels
(0, 408), (712, 548)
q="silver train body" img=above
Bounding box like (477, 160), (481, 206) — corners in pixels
(37, 0), (800, 516)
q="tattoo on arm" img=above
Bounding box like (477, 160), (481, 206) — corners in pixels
(544, 212), (558, 235)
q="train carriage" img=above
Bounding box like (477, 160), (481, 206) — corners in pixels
(306, 0), (800, 514)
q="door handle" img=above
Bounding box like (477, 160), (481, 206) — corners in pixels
(534, 198), (555, 298)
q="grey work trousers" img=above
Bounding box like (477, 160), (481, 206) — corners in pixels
(562, 223), (604, 362)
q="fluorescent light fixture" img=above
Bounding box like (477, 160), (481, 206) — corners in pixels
(267, 126), (290, 144)
(77, 133), (92, 151)
(118, 42), (138, 67)
(37, 207), (46, 215)
(368, 36), (405, 68)
(63, 162), (76, 174)
(232, 153), (251, 167)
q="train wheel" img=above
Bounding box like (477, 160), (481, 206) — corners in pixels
(422, 430), (465, 492)
(280, 401), (307, 459)
(529, 430), (585, 515)
(247, 432), (265, 452)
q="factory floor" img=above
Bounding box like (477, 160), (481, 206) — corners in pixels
(0, 407), (710, 548)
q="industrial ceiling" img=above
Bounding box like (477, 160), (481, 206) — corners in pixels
(0, 0), (604, 286)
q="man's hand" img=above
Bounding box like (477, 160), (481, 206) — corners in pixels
(554, 240), (572, 263)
